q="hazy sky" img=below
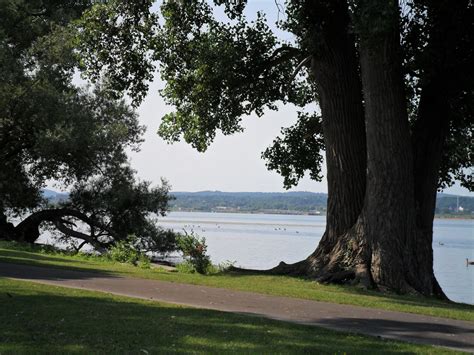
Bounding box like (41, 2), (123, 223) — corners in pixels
(129, 77), (327, 193)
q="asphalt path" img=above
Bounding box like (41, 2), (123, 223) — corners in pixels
(1, 262), (473, 352)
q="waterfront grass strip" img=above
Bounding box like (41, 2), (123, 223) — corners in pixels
(1, 241), (473, 322)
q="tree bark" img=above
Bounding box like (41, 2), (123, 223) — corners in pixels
(356, 0), (446, 296)
(263, 1), (447, 297)
(263, 0), (369, 282)
(410, 0), (467, 298)
(359, 11), (416, 292)
(411, 80), (449, 297)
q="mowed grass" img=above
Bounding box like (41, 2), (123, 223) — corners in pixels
(1, 241), (473, 322)
(0, 278), (459, 354)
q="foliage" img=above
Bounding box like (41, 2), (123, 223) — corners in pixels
(65, 166), (178, 254)
(0, 0), (144, 213)
(77, 0), (158, 105)
(170, 191), (474, 215)
(77, 0), (312, 153)
(170, 191), (328, 213)
(0, 1), (179, 261)
(76, 0), (472, 193)
(401, 0), (474, 190)
(176, 231), (211, 274)
(262, 112), (324, 188)
(175, 260), (198, 274)
(106, 238), (148, 267)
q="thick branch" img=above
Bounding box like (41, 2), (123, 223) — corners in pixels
(14, 208), (115, 249)
(53, 220), (106, 253)
(266, 45), (303, 69)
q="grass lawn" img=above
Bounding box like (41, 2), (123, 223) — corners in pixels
(1, 241), (473, 322)
(0, 278), (459, 354)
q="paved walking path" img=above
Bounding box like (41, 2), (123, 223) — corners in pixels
(1, 262), (473, 352)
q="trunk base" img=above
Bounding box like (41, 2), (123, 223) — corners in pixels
(230, 221), (447, 300)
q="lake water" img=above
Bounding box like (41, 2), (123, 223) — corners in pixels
(160, 211), (474, 305)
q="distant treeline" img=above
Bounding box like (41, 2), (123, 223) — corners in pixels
(43, 189), (473, 216)
(169, 191), (474, 216)
(170, 191), (328, 214)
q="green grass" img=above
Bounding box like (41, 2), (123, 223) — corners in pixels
(0, 278), (458, 354)
(1, 241), (473, 322)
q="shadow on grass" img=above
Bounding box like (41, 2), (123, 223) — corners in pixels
(217, 269), (474, 316)
(314, 317), (473, 351)
(0, 281), (441, 354)
(0, 260), (118, 281)
(0, 248), (86, 264)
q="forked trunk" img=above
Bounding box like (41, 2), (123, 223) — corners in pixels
(268, 0), (445, 298)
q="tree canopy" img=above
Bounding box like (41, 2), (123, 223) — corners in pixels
(0, 0), (178, 256)
(77, 0), (472, 191)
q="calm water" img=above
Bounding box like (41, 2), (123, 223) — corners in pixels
(160, 211), (474, 305)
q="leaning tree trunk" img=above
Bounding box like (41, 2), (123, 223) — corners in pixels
(13, 208), (109, 252)
(0, 208), (15, 240)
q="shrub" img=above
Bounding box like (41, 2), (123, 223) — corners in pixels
(176, 231), (211, 274)
(107, 238), (150, 266)
(137, 254), (151, 269)
(175, 260), (196, 274)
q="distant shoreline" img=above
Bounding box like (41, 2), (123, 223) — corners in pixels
(169, 209), (473, 220)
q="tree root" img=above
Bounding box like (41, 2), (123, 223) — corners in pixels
(227, 259), (309, 276)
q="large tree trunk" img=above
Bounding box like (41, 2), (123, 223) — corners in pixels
(412, 80), (449, 297)
(236, 1), (449, 299)
(265, 0), (368, 282)
(410, 0), (467, 298)
(356, 0), (445, 296)
(358, 8), (416, 292)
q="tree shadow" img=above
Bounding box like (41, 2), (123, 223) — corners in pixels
(211, 268), (474, 322)
(0, 261), (118, 281)
(314, 317), (474, 351)
(0, 248), (84, 264)
(0, 284), (438, 354)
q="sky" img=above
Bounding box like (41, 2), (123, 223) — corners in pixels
(129, 78), (326, 193)
(54, 1), (473, 196)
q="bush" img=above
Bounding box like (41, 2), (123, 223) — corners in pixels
(107, 238), (150, 266)
(137, 254), (151, 269)
(175, 260), (196, 274)
(176, 231), (211, 274)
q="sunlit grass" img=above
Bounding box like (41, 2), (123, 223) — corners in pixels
(0, 278), (458, 354)
(1, 240), (473, 322)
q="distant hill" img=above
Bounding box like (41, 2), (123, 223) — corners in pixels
(40, 189), (473, 216)
(170, 191), (474, 216)
(41, 189), (69, 203)
(170, 191), (327, 214)
(435, 193), (474, 215)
